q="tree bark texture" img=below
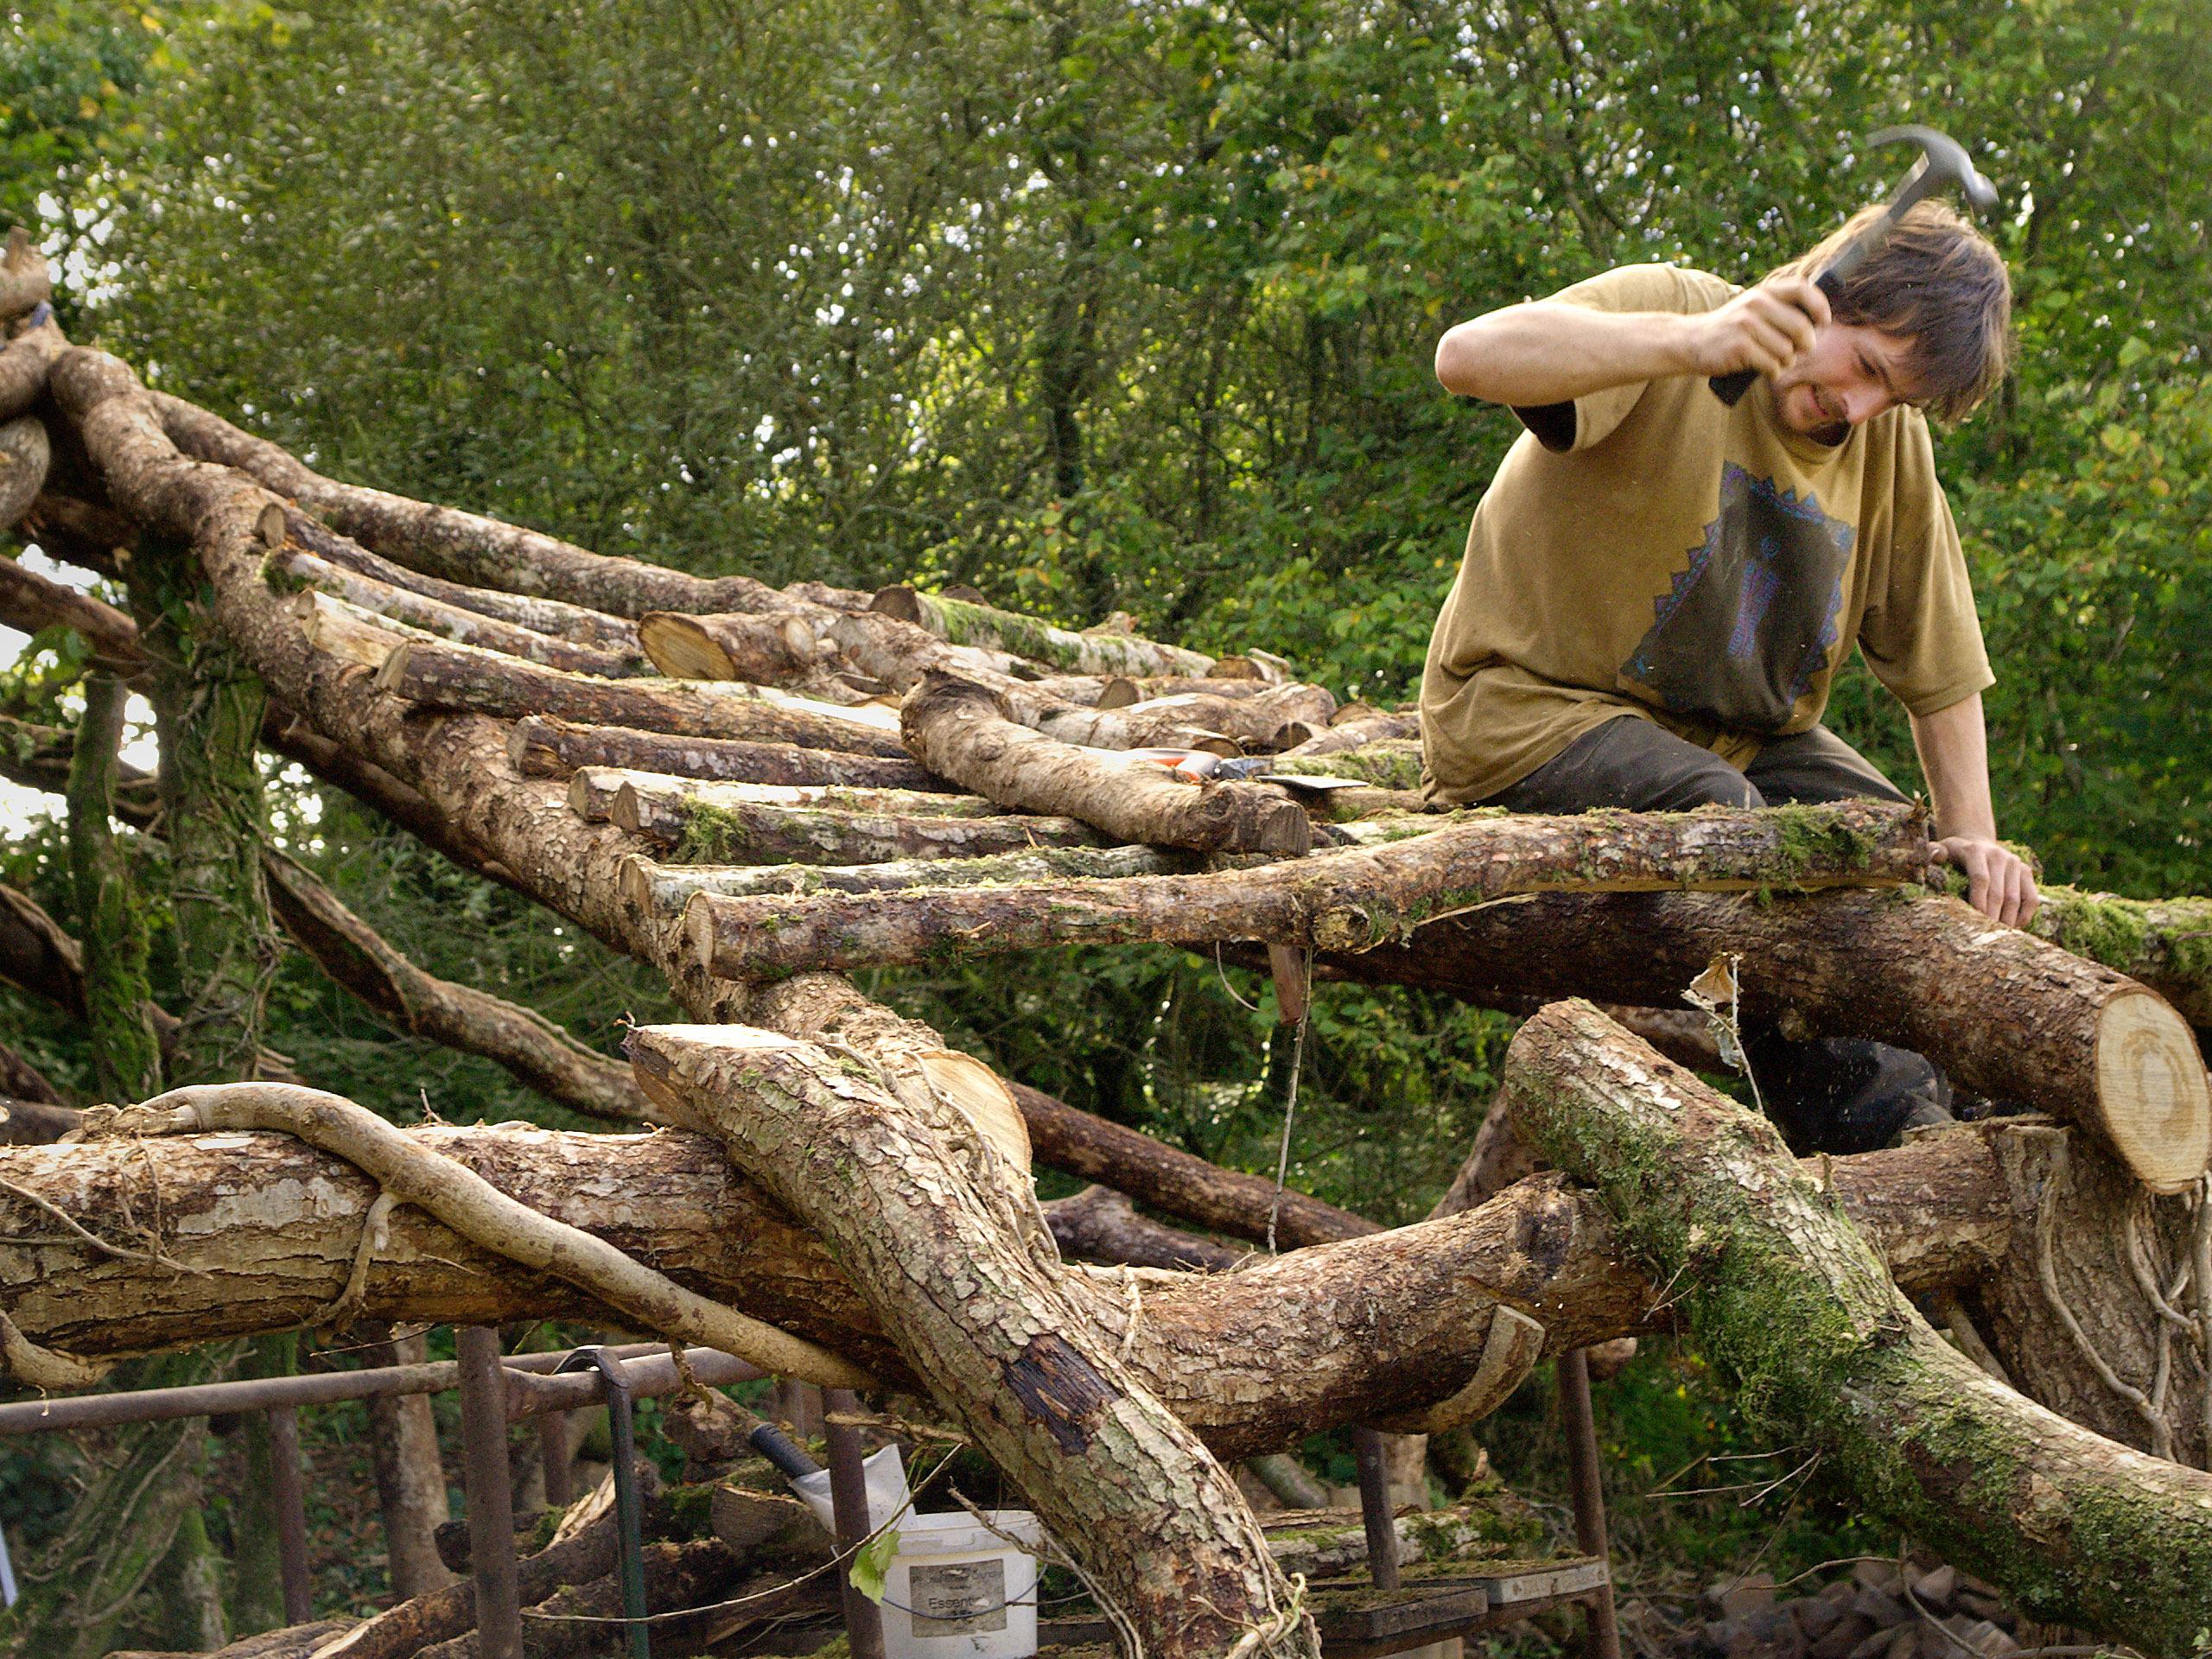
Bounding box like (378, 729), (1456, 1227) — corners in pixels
(627, 1023), (1319, 1659)
(0, 1114), (2018, 1458)
(354, 1325), (459, 1602)
(901, 670), (1314, 855)
(1506, 998), (2212, 1657)
(872, 582), (1216, 677)
(1338, 887), (2212, 1193)
(0, 540), (140, 672)
(1046, 1184), (1249, 1271)
(279, 507), (648, 653)
(275, 548), (648, 677)
(620, 785), (1105, 869)
(509, 713), (946, 793)
(683, 798), (1932, 980)
(2030, 884), (2212, 1033)
(0, 228), (50, 322)
(0, 414), (51, 533)
(135, 524), (280, 1086)
(65, 673), (163, 1102)
(617, 842), (1198, 919)
(0, 308), (64, 421)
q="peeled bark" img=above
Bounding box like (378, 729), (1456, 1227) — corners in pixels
(628, 1023), (1319, 1659)
(1507, 998), (2212, 1657)
(1344, 887), (2212, 1194)
(684, 798), (1931, 980)
(151, 390), (870, 618)
(508, 713), (945, 792)
(901, 670), (1314, 856)
(259, 851), (651, 1123)
(872, 582), (1215, 677)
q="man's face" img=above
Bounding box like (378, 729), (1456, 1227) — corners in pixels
(1771, 321), (1923, 443)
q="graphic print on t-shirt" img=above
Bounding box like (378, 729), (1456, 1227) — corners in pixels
(1618, 462), (1853, 732)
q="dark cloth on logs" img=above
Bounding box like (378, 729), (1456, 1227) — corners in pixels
(1494, 715), (1949, 1154)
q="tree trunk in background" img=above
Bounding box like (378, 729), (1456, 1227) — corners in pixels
(231, 1334), (301, 1634)
(65, 672), (162, 1103)
(359, 1325), (459, 1600)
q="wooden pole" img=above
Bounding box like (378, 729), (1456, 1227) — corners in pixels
(267, 1405), (315, 1625)
(824, 1387), (888, 1659)
(456, 1326), (523, 1659)
(1558, 1351), (1621, 1659)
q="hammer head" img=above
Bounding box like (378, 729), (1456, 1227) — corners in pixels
(1866, 124), (1999, 214)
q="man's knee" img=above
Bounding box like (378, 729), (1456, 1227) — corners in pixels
(1496, 717), (1765, 813)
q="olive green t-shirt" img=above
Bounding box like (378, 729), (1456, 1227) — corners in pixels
(1419, 263), (1993, 804)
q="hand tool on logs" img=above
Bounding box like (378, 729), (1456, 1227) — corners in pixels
(1710, 124), (2000, 406)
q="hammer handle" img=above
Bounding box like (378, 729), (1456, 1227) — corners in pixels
(1707, 270), (1846, 407)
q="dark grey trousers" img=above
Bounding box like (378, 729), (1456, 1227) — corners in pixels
(1494, 715), (1944, 1154)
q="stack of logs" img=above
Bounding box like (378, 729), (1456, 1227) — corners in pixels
(4, 260), (2212, 1659)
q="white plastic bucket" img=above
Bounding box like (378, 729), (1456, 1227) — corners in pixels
(878, 1509), (1044, 1659)
(790, 1444), (912, 1533)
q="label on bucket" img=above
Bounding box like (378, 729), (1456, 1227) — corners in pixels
(907, 1558), (1009, 1636)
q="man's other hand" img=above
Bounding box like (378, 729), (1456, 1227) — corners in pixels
(1688, 276), (1829, 380)
(1931, 836), (2039, 928)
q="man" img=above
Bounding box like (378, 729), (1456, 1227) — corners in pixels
(1420, 200), (2037, 1150)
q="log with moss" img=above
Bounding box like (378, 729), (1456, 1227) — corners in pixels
(683, 798), (1932, 977)
(872, 582), (1217, 677)
(2029, 884), (2212, 1031)
(617, 842), (1198, 917)
(1506, 998), (2212, 1657)
(1337, 885), (2212, 1194)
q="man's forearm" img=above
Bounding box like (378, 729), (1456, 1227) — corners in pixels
(1908, 693), (1998, 841)
(1433, 302), (1700, 405)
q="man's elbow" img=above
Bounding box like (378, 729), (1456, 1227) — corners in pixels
(1434, 326), (1489, 397)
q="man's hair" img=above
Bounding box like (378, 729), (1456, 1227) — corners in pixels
(1770, 199), (2012, 423)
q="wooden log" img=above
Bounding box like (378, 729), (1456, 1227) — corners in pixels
(0, 1116), (2018, 1453)
(872, 582), (1216, 677)
(0, 549), (140, 673)
(2030, 885), (2212, 1032)
(1280, 712), (1424, 757)
(683, 798), (1933, 980)
(900, 669), (1313, 855)
(627, 1022), (1320, 1659)
(1340, 887), (2212, 1195)
(617, 843), (1198, 918)
(0, 230), (49, 322)
(275, 547), (648, 677)
(353, 630), (908, 753)
(1046, 1184), (1248, 1271)
(151, 389), (873, 617)
(0, 305), (64, 421)
(604, 770), (1007, 835)
(588, 771), (1103, 868)
(636, 607), (836, 686)
(1263, 740), (1425, 792)
(282, 508), (646, 653)
(508, 714), (947, 791)
(1507, 999), (2212, 1657)
(0, 1042), (68, 1111)
(259, 850), (652, 1124)
(992, 677), (1341, 753)
(1013, 1081), (1375, 1248)
(0, 413), (49, 532)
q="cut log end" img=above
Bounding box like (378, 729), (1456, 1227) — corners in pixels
(870, 583), (925, 626)
(683, 891), (721, 976)
(2095, 988), (2211, 1192)
(637, 613), (738, 681)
